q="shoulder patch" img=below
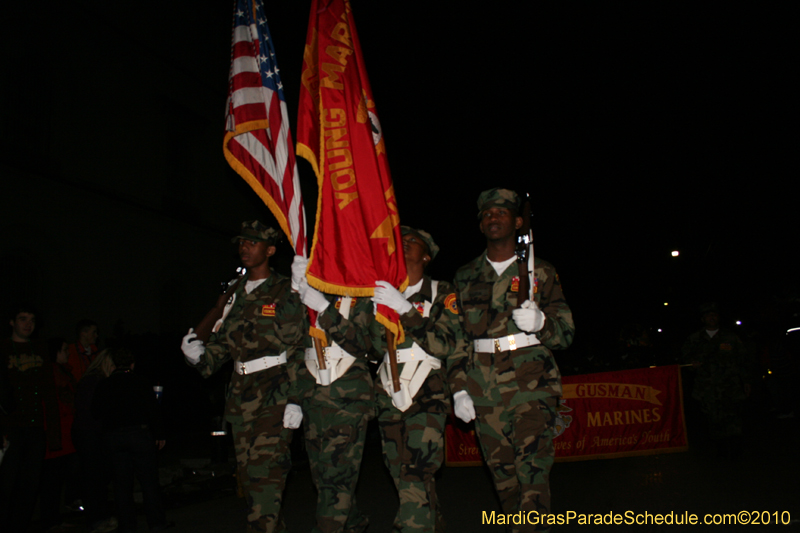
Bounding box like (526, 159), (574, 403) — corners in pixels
(444, 293), (458, 314)
(261, 303), (276, 317)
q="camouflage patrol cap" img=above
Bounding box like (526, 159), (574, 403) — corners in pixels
(401, 225), (439, 260)
(477, 188), (520, 218)
(231, 220), (279, 245)
(699, 302), (720, 315)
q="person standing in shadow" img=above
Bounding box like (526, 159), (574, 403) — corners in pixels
(92, 347), (172, 532)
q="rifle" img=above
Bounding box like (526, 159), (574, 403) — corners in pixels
(194, 268), (246, 343)
(515, 193), (533, 305)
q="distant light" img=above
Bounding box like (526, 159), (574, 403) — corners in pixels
(735, 320), (742, 326)
(787, 327), (800, 334)
(671, 251), (680, 257)
(663, 302), (669, 306)
(768, 369), (773, 375)
(657, 328), (662, 333)
(211, 431), (227, 436)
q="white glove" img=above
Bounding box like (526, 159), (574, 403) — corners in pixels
(181, 328), (205, 364)
(299, 283), (329, 313)
(283, 403), (303, 429)
(453, 390), (476, 423)
(512, 300), (546, 333)
(373, 280), (412, 314)
(291, 255), (308, 292)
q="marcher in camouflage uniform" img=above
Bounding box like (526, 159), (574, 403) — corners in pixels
(370, 226), (463, 533)
(449, 189), (574, 533)
(682, 303), (750, 458)
(181, 221), (306, 533)
(292, 256), (377, 533)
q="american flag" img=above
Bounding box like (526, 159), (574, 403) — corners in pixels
(223, 0), (306, 255)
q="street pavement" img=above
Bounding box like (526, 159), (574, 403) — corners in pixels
(33, 406), (800, 532)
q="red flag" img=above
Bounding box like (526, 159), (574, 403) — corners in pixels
(223, 0), (307, 255)
(297, 0), (407, 340)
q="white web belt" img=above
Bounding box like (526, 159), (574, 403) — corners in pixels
(473, 332), (540, 353)
(234, 352), (287, 375)
(378, 342), (441, 412)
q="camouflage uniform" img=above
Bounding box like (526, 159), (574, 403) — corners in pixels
(298, 295), (377, 533)
(370, 275), (463, 533)
(681, 328), (749, 438)
(449, 254), (574, 532)
(193, 271), (306, 533)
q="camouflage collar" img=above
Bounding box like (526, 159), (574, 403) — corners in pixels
(405, 275), (434, 303)
(240, 269), (281, 298)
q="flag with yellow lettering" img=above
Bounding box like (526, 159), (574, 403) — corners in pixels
(297, 0), (407, 340)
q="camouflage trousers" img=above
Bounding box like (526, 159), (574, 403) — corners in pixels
(377, 392), (446, 533)
(303, 395), (372, 533)
(697, 395), (744, 438)
(231, 406), (293, 533)
(474, 397), (557, 533)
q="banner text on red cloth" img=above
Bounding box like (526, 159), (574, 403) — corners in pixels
(554, 365), (687, 461)
(445, 365), (688, 465)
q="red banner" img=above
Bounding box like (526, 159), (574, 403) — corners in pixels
(296, 0), (407, 340)
(444, 415), (483, 467)
(445, 366), (688, 465)
(555, 365), (688, 461)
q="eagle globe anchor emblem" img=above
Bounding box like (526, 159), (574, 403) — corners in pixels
(553, 401), (573, 438)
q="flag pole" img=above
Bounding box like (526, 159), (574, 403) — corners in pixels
(385, 329), (401, 392)
(314, 337), (328, 372)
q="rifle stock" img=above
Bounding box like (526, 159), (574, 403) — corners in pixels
(195, 276), (244, 343)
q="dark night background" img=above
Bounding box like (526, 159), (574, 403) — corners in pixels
(2, 2), (800, 530)
(2, 2), (797, 368)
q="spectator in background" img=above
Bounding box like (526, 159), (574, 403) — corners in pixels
(617, 322), (654, 370)
(73, 351), (117, 533)
(0, 304), (61, 532)
(67, 319), (99, 382)
(40, 338), (80, 533)
(92, 347), (171, 533)
(682, 303), (750, 460)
